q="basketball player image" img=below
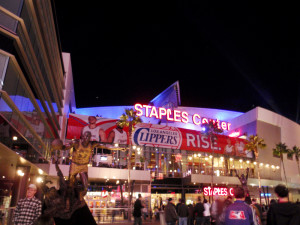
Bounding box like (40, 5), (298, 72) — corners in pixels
(81, 116), (107, 143)
(225, 138), (235, 155)
(107, 121), (128, 145)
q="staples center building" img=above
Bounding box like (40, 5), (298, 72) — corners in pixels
(57, 81), (300, 208)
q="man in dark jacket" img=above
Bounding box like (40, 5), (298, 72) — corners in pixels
(133, 194), (144, 225)
(267, 184), (300, 225)
(194, 197), (204, 225)
(164, 198), (178, 225)
(177, 199), (189, 225)
(224, 187), (254, 225)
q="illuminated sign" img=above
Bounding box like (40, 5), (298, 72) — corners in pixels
(260, 193), (271, 197)
(134, 104), (231, 131)
(101, 190), (108, 198)
(203, 187), (234, 196)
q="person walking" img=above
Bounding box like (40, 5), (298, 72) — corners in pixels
(218, 196), (233, 225)
(177, 199), (189, 225)
(13, 184), (42, 225)
(133, 194), (144, 225)
(187, 204), (194, 225)
(267, 184), (300, 225)
(193, 197), (204, 225)
(224, 187), (254, 225)
(164, 198), (178, 225)
(245, 196), (262, 225)
(251, 198), (262, 223)
(203, 199), (211, 225)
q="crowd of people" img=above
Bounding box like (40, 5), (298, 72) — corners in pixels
(149, 184), (300, 225)
(12, 183), (300, 225)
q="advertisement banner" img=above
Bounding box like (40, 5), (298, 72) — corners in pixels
(66, 114), (127, 143)
(132, 123), (252, 158)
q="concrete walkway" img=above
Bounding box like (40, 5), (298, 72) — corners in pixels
(98, 221), (161, 225)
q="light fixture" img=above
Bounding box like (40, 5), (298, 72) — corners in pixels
(12, 136), (18, 141)
(38, 169), (43, 175)
(229, 158), (233, 161)
(36, 177), (43, 183)
(17, 169), (24, 176)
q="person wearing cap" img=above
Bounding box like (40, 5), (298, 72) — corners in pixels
(164, 198), (178, 225)
(13, 184), (42, 225)
(267, 184), (300, 225)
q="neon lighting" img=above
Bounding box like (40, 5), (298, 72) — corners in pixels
(221, 122), (227, 130)
(133, 104), (231, 131)
(182, 112), (189, 123)
(192, 114), (201, 125)
(134, 103), (143, 116)
(202, 118), (209, 124)
(229, 131), (241, 137)
(174, 110), (181, 122)
(203, 187), (234, 196)
(158, 107), (167, 119)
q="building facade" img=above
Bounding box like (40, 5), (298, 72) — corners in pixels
(0, 0), (75, 222)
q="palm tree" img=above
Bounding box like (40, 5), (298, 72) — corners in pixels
(288, 146), (300, 175)
(118, 108), (142, 221)
(273, 142), (289, 185)
(201, 120), (223, 202)
(245, 134), (266, 204)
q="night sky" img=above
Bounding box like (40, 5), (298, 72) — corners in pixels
(53, 1), (300, 123)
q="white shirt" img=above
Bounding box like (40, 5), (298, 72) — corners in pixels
(203, 203), (211, 216)
(113, 128), (127, 144)
(82, 126), (101, 142)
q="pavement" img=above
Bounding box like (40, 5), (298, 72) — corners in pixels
(98, 220), (161, 225)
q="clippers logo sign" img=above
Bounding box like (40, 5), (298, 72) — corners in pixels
(133, 123), (182, 149)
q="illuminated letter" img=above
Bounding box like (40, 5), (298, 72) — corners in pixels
(167, 109), (174, 121)
(221, 122), (227, 130)
(216, 119), (221, 129)
(182, 111), (189, 123)
(149, 106), (159, 118)
(134, 103), (143, 117)
(204, 187), (208, 196)
(227, 123), (231, 131)
(174, 110), (181, 122)
(158, 107), (167, 119)
(229, 188), (234, 196)
(202, 118), (208, 124)
(143, 105), (152, 117)
(186, 133), (196, 147)
(192, 114), (201, 125)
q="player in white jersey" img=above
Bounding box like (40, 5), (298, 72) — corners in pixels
(107, 122), (128, 144)
(81, 116), (107, 142)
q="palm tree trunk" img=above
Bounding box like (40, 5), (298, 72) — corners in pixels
(281, 154), (288, 185)
(127, 122), (133, 221)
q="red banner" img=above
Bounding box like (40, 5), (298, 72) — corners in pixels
(66, 114), (128, 143)
(132, 123), (252, 158)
